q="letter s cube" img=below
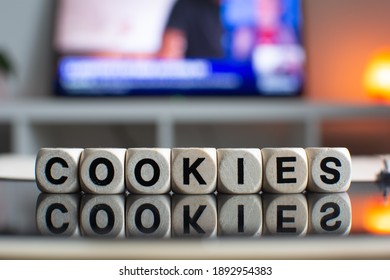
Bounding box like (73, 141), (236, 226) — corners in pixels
(306, 148), (352, 193)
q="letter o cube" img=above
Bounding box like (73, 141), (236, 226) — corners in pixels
(126, 195), (171, 238)
(80, 194), (125, 238)
(80, 148), (126, 194)
(126, 148), (171, 194)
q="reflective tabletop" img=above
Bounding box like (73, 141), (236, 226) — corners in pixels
(0, 180), (390, 259)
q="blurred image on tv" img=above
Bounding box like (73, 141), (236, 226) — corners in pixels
(54, 0), (304, 96)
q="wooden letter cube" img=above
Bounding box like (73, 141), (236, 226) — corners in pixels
(217, 148), (262, 194)
(262, 148), (308, 193)
(80, 148), (126, 194)
(172, 148), (217, 194)
(126, 148), (171, 194)
(262, 194), (308, 236)
(307, 192), (351, 235)
(36, 148), (83, 193)
(126, 194), (171, 238)
(171, 194), (217, 237)
(80, 194), (125, 238)
(217, 194), (262, 237)
(36, 193), (79, 236)
(306, 148), (352, 193)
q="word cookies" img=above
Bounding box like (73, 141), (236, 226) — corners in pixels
(36, 147), (352, 194)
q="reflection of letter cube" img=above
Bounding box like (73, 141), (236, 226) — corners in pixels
(306, 148), (352, 193)
(262, 194), (308, 236)
(36, 193), (79, 236)
(307, 193), (351, 235)
(126, 148), (171, 194)
(262, 148), (308, 193)
(80, 195), (125, 238)
(126, 195), (171, 238)
(36, 148), (83, 193)
(172, 148), (217, 194)
(80, 148), (126, 194)
(171, 194), (217, 237)
(217, 194), (262, 237)
(217, 149), (262, 194)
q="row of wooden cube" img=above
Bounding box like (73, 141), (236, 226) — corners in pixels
(36, 192), (351, 238)
(36, 147), (352, 195)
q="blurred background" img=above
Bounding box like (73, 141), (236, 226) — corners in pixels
(1, 0), (390, 156)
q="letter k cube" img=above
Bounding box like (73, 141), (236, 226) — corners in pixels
(172, 148), (217, 194)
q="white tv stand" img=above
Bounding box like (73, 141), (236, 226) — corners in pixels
(0, 98), (389, 154)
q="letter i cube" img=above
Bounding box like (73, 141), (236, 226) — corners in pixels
(217, 148), (262, 194)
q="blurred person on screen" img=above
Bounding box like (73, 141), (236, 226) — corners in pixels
(159, 0), (224, 59)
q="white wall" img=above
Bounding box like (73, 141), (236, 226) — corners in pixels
(0, 0), (53, 98)
(305, 0), (390, 103)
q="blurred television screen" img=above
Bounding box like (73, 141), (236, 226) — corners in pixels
(54, 0), (304, 96)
